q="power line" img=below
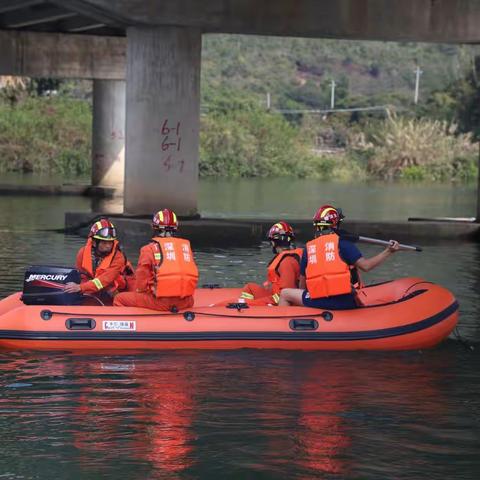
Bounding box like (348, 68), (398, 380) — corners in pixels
(274, 105), (393, 114)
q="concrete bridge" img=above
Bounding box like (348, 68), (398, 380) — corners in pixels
(1, 0), (480, 217)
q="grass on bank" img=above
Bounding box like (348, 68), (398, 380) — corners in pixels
(0, 96), (91, 175)
(364, 112), (478, 182)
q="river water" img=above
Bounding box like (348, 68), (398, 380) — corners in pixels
(0, 179), (479, 479)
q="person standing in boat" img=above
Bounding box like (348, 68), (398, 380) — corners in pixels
(239, 221), (302, 306)
(278, 205), (400, 309)
(113, 209), (199, 311)
(64, 218), (134, 304)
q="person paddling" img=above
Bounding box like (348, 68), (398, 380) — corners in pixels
(113, 209), (199, 311)
(278, 205), (400, 309)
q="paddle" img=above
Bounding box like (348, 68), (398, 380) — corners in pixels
(339, 233), (422, 252)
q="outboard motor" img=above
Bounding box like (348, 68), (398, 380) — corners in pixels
(21, 266), (82, 305)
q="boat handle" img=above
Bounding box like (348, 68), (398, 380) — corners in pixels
(65, 318), (96, 330)
(289, 319), (319, 331)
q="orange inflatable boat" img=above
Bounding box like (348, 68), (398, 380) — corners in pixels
(0, 276), (458, 351)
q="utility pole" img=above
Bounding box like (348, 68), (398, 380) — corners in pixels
(330, 79), (336, 109)
(414, 66), (423, 104)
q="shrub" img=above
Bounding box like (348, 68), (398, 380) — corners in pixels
(400, 165), (426, 181)
(200, 96), (314, 177)
(0, 96), (91, 174)
(452, 155), (478, 182)
(363, 112), (477, 181)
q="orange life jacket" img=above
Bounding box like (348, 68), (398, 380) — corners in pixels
(267, 248), (303, 294)
(80, 238), (129, 293)
(305, 233), (352, 298)
(150, 237), (199, 298)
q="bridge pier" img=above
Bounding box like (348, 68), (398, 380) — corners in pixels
(124, 26), (201, 216)
(92, 79), (126, 192)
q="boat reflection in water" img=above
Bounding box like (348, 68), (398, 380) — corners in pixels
(0, 347), (455, 478)
(66, 355), (196, 476)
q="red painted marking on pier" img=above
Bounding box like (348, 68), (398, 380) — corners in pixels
(160, 119), (185, 172)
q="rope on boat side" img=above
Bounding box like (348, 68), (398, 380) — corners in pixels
(40, 308), (334, 320)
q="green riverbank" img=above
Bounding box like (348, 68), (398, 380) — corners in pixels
(0, 94), (477, 183)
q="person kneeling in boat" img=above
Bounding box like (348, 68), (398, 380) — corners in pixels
(278, 205), (400, 309)
(239, 222), (302, 306)
(113, 209), (199, 311)
(63, 218), (135, 304)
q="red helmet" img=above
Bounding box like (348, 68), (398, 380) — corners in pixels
(267, 221), (295, 249)
(89, 218), (117, 241)
(152, 209), (178, 231)
(267, 221), (294, 241)
(313, 205), (340, 228)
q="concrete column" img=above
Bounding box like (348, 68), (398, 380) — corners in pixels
(124, 26), (201, 216)
(92, 79), (126, 190)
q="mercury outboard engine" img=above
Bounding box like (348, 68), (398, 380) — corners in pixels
(21, 266), (82, 305)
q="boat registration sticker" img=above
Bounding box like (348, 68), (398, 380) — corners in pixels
(102, 320), (136, 331)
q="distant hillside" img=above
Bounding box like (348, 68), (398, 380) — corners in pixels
(201, 34), (479, 109)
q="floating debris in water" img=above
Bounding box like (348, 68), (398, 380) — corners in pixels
(5, 382), (33, 388)
(100, 363), (135, 371)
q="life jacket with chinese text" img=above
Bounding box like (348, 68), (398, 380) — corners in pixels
(80, 238), (130, 293)
(150, 237), (199, 298)
(305, 233), (352, 298)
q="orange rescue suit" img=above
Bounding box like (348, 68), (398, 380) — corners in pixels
(305, 233), (352, 298)
(267, 248), (303, 297)
(77, 238), (130, 295)
(150, 237), (199, 298)
(240, 248), (302, 306)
